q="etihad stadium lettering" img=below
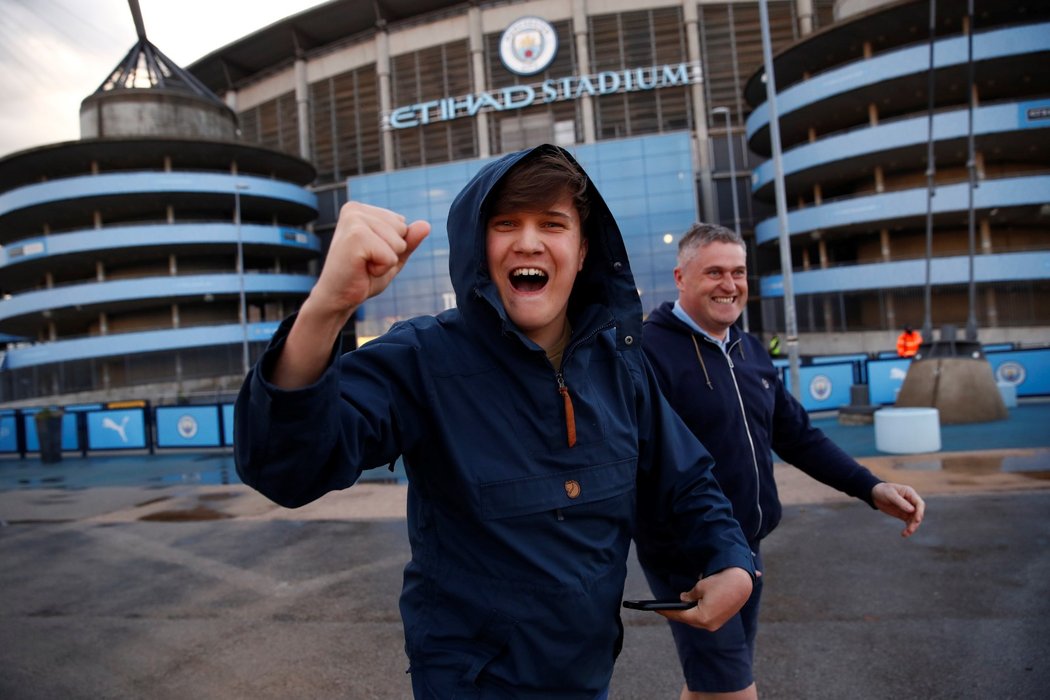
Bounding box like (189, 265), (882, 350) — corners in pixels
(386, 62), (699, 130)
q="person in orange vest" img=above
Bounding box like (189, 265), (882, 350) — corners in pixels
(896, 325), (923, 357)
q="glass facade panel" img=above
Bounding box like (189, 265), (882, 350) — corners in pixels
(345, 133), (696, 338)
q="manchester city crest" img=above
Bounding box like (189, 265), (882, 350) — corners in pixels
(499, 17), (558, 76)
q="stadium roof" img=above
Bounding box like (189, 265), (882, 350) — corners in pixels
(188, 0), (464, 92)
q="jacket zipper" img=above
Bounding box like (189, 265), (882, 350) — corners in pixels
(556, 372), (577, 448)
(551, 321), (613, 449)
(719, 337), (764, 540)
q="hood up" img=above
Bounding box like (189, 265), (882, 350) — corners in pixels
(446, 144), (642, 350)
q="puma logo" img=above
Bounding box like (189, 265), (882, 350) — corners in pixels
(102, 415), (130, 443)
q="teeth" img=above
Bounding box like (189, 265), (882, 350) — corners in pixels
(713, 296), (735, 303)
(512, 268), (546, 277)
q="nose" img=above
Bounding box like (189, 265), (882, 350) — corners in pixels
(512, 223), (544, 253)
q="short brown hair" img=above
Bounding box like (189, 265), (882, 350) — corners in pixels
(486, 147), (591, 227)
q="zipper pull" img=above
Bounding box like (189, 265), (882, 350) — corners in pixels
(556, 373), (577, 448)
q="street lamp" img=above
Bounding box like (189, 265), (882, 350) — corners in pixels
(234, 181), (250, 376)
(711, 105), (747, 332)
(759, 0), (802, 399)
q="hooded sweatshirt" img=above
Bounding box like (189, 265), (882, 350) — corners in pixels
(234, 146), (753, 699)
(640, 302), (881, 553)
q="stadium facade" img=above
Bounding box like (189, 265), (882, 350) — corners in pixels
(0, 32), (319, 405)
(1, 0), (1047, 406)
(745, 0), (1050, 352)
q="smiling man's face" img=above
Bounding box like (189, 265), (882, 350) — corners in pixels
(675, 240), (748, 339)
(485, 191), (588, 351)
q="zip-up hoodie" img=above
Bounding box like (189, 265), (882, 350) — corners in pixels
(234, 146), (753, 699)
(641, 301), (881, 552)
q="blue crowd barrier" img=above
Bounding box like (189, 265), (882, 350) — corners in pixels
(2, 347), (1047, 458)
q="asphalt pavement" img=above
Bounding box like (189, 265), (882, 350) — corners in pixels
(1, 401), (1049, 699)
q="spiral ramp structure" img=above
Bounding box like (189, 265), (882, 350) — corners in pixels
(744, 0), (1050, 348)
(0, 34), (318, 404)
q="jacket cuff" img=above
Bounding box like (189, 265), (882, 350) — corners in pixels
(702, 545), (757, 583)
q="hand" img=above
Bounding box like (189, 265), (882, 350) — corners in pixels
(657, 567), (753, 631)
(871, 482), (925, 537)
(271, 202), (429, 389)
(312, 201), (430, 315)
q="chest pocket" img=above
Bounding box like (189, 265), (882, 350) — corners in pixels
(479, 458), (635, 520)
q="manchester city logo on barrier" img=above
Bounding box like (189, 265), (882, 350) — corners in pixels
(995, 361), (1026, 386)
(809, 374), (833, 402)
(500, 16), (558, 75)
(177, 414), (199, 439)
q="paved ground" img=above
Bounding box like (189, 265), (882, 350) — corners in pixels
(1, 402), (1049, 699)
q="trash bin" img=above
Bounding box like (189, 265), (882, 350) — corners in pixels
(35, 408), (64, 463)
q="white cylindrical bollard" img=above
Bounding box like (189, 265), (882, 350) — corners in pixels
(874, 407), (941, 454)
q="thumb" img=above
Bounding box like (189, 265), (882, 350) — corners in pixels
(404, 219), (431, 254)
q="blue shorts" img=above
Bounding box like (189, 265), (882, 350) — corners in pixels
(641, 549), (764, 693)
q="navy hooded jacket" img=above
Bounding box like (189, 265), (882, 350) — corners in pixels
(640, 302), (881, 554)
(234, 146), (754, 699)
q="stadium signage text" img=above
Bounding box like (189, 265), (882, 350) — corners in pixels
(386, 62), (700, 130)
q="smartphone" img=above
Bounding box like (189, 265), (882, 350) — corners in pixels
(622, 599), (697, 611)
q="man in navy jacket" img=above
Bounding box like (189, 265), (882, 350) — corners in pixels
(640, 222), (925, 700)
(235, 147), (755, 699)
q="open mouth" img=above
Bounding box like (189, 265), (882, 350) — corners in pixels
(510, 267), (549, 292)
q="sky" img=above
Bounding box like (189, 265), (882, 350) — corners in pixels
(0, 0), (330, 158)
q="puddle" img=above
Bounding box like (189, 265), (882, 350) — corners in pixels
(892, 453), (1050, 478)
(139, 505), (234, 522)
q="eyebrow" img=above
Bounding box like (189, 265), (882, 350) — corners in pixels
(489, 207), (573, 221)
(703, 265), (747, 274)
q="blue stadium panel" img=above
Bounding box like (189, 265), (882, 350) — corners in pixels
(346, 133), (696, 329)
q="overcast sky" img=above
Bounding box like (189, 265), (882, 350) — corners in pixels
(0, 0), (329, 158)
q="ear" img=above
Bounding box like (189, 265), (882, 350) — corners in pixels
(673, 266), (685, 290)
(577, 237), (589, 272)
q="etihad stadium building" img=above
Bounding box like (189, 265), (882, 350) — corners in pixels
(1, 0), (1047, 405)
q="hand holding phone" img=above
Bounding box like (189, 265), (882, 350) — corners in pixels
(622, 599), (698, 611)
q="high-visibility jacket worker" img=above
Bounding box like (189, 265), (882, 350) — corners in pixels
(896, 327), (923, 357)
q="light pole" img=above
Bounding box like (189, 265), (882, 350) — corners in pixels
(234, 181), (250, 376)
(759, 0), (802, 399)
(711, 105), (748, 332)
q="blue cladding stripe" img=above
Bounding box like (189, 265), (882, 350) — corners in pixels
(4, 321), (282, 369)
(0, 224), (319, 269)
(746, 23), (1050, 138)
(760, 251), (1050, 297)
(0, 172), (318, 217)
(750, 102), (1049, 193)
(0, 274), (315, 322)
(754, 176), (1050, 244)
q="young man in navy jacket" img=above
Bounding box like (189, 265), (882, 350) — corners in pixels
(235, 147), (756, 699)
(639, 222), (925, 700)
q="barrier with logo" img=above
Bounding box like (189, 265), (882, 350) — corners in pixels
(86, 408), (148, 450)
(2, 348), (1046, 458)
(986, 348), (1050, 397)
(867, 357), (913, 405)
(783, 362), (855, 411)
(155, 405), (224, 448)
(0, 410), (17, 453)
